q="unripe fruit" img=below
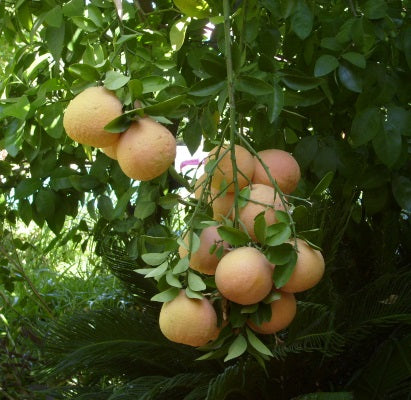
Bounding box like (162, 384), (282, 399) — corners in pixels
(178, 226), (229, 275)
(215, 247), (273, 305)
(159, 290), (219, 347)
(63, 86), (123, 148)
(280, 239), (325, 293)
(238, 184), (285, 242)
(253, 149), (301, 194)
(206, 144), (254, 192)
(247, 291), (297, 334)
(116, 117), (176, 181)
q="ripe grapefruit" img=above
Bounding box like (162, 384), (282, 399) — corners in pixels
(247, 291), (297, 334)
(212, 191), (235, 222)
(253, 149), (301, 194)
(63, 86), (123, 148)
(280, 238), (325, 293)
(101, 139), (119, 160)
(215, 247), (273, 305)
(116, 117), (176, 181)
(238, 184), (285, 241)
(178, 226), (229, 275)
(159, 290), (219, 347)
(206, 144), (254, 192)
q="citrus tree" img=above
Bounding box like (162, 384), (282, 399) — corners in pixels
(0, 0), (410, 399)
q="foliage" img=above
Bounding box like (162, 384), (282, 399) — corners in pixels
(0, 0), (410, 398)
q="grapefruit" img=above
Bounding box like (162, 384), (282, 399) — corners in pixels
(247, 291), (297, 334)
(280, 238), (325, 293)
(238, 184), (285, 241)
(159, 290), (219, 347)
(206, 144), (254, 192)
(116, 117), (176, 181)
(215, 247), (273, 305)
(63, 86), (123, 148)
(178, 226), (229, 275)
(253, 149), (301, 194)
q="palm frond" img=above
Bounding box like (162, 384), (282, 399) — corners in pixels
(108, 372), (214, 400)
(271, 331), (345, 360)
(337, 270), (411, 340)
(40, 307), (204, 381)
(99, 238), (158, 306)
(349, 334), (411, 399)
(291, 393), (354, 400)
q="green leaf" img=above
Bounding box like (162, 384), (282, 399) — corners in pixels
(173, 257), (190, 275)
(238, 186), (250, 208)
(189, 79), (226, 97)
(273, 251), (298, 288)
(188, 271), (206, 291)
(183, 117), (202, 155)
(104, 71), (130, 90)
(246, 328), (273, 357)
(141, 252), (170, 266)
(282, 75), (321, 91)
(185, 287), (203, 299)
(338, 64), (362, 93)
(404, 26), (411, 69)
(266, 83), (284, 123)
(45, 24), (65, 61)
(314, 55), (339, 77)
(241, 304), (259, 314)
(372, 124), (402, 167)
(217, 226), (250, 246)
(170, 18), (189, 51)
(173, 0), (210, 18)
(63, 0), (84, 17)
(265, 223), (291, 246)
(14, 179), (41, 200)
(224, 335), (247, 362)
(166, 271), (182, 288)
(18, 199), (32, 226)
(254, 212), (267, 244)
(35, 189), (56, 219)
(341, 52), (366, 69)
(263, 291), (282, 304)
(145, 261), (168, 278)
(385, 106), (411, 137)
(310, 171), (334, 197)
(151, 287), (180, 302)
(320, 37), (343, 51)
(350, 107), (383, 147)
(44, 5), (63, 27)
(97, 195), (114, 220)
(104, 114), (132, 133)
(265, 243), (295, 265)
(235, 76), (274, 96)
(143, 95), (186, 116)
(291, 1), (313, 40)
(141, 76), (169, 93)
(113, 187), (136, 219)
(134, 200), (156, 219)
(291, 393), (353, 400)
(364, 0), (387, 19)
(275, 210), (289, 224)
(2, 96), (30, 120)
(68, 63), (100, 81)
(392, 176), (411, 211)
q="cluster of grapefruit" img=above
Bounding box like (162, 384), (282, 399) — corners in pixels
(159, 144), (325, 349)
(63, 86), (176, 181)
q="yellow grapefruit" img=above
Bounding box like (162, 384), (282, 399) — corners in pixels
(253, 149), (301, 194)
(178, 225), (229, 275)
(215, 247), (273, 305)
(63, 86), (123, 148)
(280, 238), (325, 293)
(206, 144), (254, 192)
(238, 184), (285, 241)
(247, 291), (297, 334)
(116, 117), (176, 181)
(159, 290), (219, 347)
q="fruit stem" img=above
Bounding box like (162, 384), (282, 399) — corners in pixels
(223, 0), (240, 227)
